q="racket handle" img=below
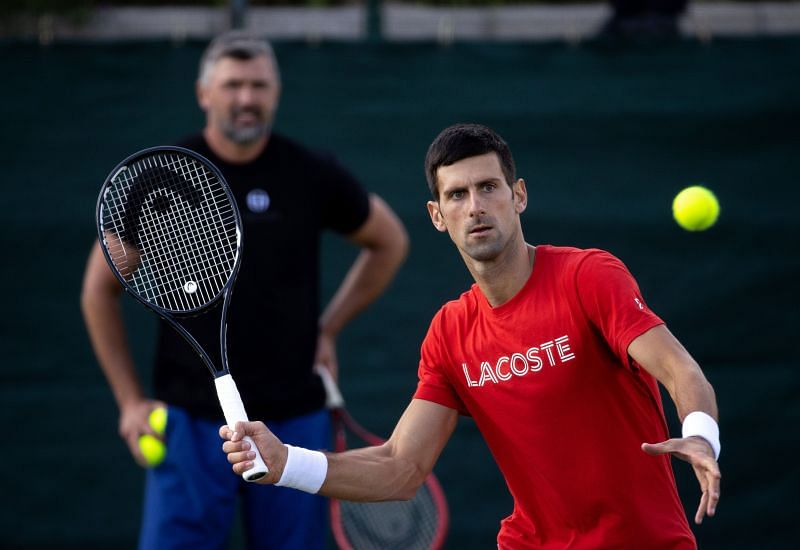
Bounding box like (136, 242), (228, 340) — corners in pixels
(214, 374), (269, 482)
(315, 365), (345, 409)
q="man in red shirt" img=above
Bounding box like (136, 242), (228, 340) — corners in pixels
(221, 124), (722, 548)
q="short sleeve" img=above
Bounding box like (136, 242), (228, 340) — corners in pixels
(413, 311), (468, 415)
(317, 154), (370, 234)
(575, 251), (664, 370)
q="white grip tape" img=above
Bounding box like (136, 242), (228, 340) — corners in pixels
(276, 444), (328, 494)
(315, 365), (345, 409)
(682, 411), (721, 460)
(215, 374), (269, 481)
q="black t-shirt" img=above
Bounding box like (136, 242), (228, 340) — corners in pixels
(153, 133), (370, 421)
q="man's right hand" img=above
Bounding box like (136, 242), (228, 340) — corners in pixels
(220, 421), (287, 484)
(119, 399), (166, 466)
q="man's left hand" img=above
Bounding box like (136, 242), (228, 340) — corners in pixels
(642, 437), (721, 524)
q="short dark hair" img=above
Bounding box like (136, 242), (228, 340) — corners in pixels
(424, 123), (516, 200)
(198, 30), (279, 84)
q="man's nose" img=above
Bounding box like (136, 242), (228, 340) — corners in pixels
(468, 193), (486, 217)
(236, 85), (257, 104)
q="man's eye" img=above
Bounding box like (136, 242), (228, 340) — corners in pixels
(482, 183), (496, 192)
(450, 191), (464, 200)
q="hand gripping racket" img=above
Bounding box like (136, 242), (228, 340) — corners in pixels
(316, 367), (449, 550)
(96, 146), (267, 481)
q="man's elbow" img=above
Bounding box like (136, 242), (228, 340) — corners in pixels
(392, 462), (428, 501)
(80, 278), (96, 316)
(368, 195), (409, 265)
(80, 274), (119, 317)
(389, 223), (410, 266)
(378, 207), (409, 265)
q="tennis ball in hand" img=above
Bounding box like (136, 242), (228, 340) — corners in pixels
(138, 434), (166, 467)
(149, 407), (168, 435)
(672, 186), (720, 231)
(138, 407), (168, 467)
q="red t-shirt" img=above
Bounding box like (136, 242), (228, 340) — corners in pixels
(415, 246), (695, 549)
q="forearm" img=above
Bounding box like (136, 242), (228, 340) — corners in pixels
(629, 325), (718, 421)
(320, 443), (425, 502)
(223, 400), (457, 498)
(82, 292), (144, 407)
(319, 400), (455, 501)
(666, 360), (718, 421)
(320, 195), (408, 337)
(81, 271), (144, 409)
(320, 246), (404, 337)
(652, 345), (721, 459)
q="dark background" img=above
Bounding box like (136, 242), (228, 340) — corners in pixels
(1, 37), (798, 548)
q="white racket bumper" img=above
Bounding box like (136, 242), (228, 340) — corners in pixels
(215, 374), (269, 481)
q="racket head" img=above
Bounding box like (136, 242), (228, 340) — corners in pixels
(329, 410), (449, 550)
(96, 146), (243, 316)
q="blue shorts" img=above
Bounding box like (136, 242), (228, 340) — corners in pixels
(139, 405), (330, 550)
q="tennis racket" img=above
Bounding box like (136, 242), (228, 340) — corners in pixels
(96, 145), (267, 482)
(316, 366), (449, 550)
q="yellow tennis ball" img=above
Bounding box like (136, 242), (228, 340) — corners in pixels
(138, 434), (166, 467)
(672, 185), (720, 231)
(149, 407), (168, 435)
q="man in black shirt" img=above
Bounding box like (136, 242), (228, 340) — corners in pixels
(81, 31), (408, 550)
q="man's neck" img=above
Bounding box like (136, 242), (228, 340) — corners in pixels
(467, 238), (535, 308)
(203, 127), (269, 164)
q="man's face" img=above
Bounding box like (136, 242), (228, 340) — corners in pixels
(197, 55), (281, 144)
(427, 152), (527, 263)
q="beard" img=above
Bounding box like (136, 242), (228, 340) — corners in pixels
(221, 106), (273, 144)
(461, 239), (507, 262)
(459, 218), (509, 262)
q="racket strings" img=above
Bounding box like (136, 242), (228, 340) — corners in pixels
(101, 152), (239, 312)
(133, 171), (230, 306)
(137, 197), (219, 307)
(103, 180), (140, 280)
(333, 421), (445, 550)
(116, 159), (215, 307)
(337, 483), (442, 550)
(138, 155), (236, 308)
(165, 156), (236, 271)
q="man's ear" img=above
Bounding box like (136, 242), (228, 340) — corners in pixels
(513, 179), (528, 214)
(427, 200), (448, 233)
(196, 80), (209, 112)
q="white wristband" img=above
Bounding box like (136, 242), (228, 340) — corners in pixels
(275, 445), (328, 494)
(682, 411), (721, 460)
